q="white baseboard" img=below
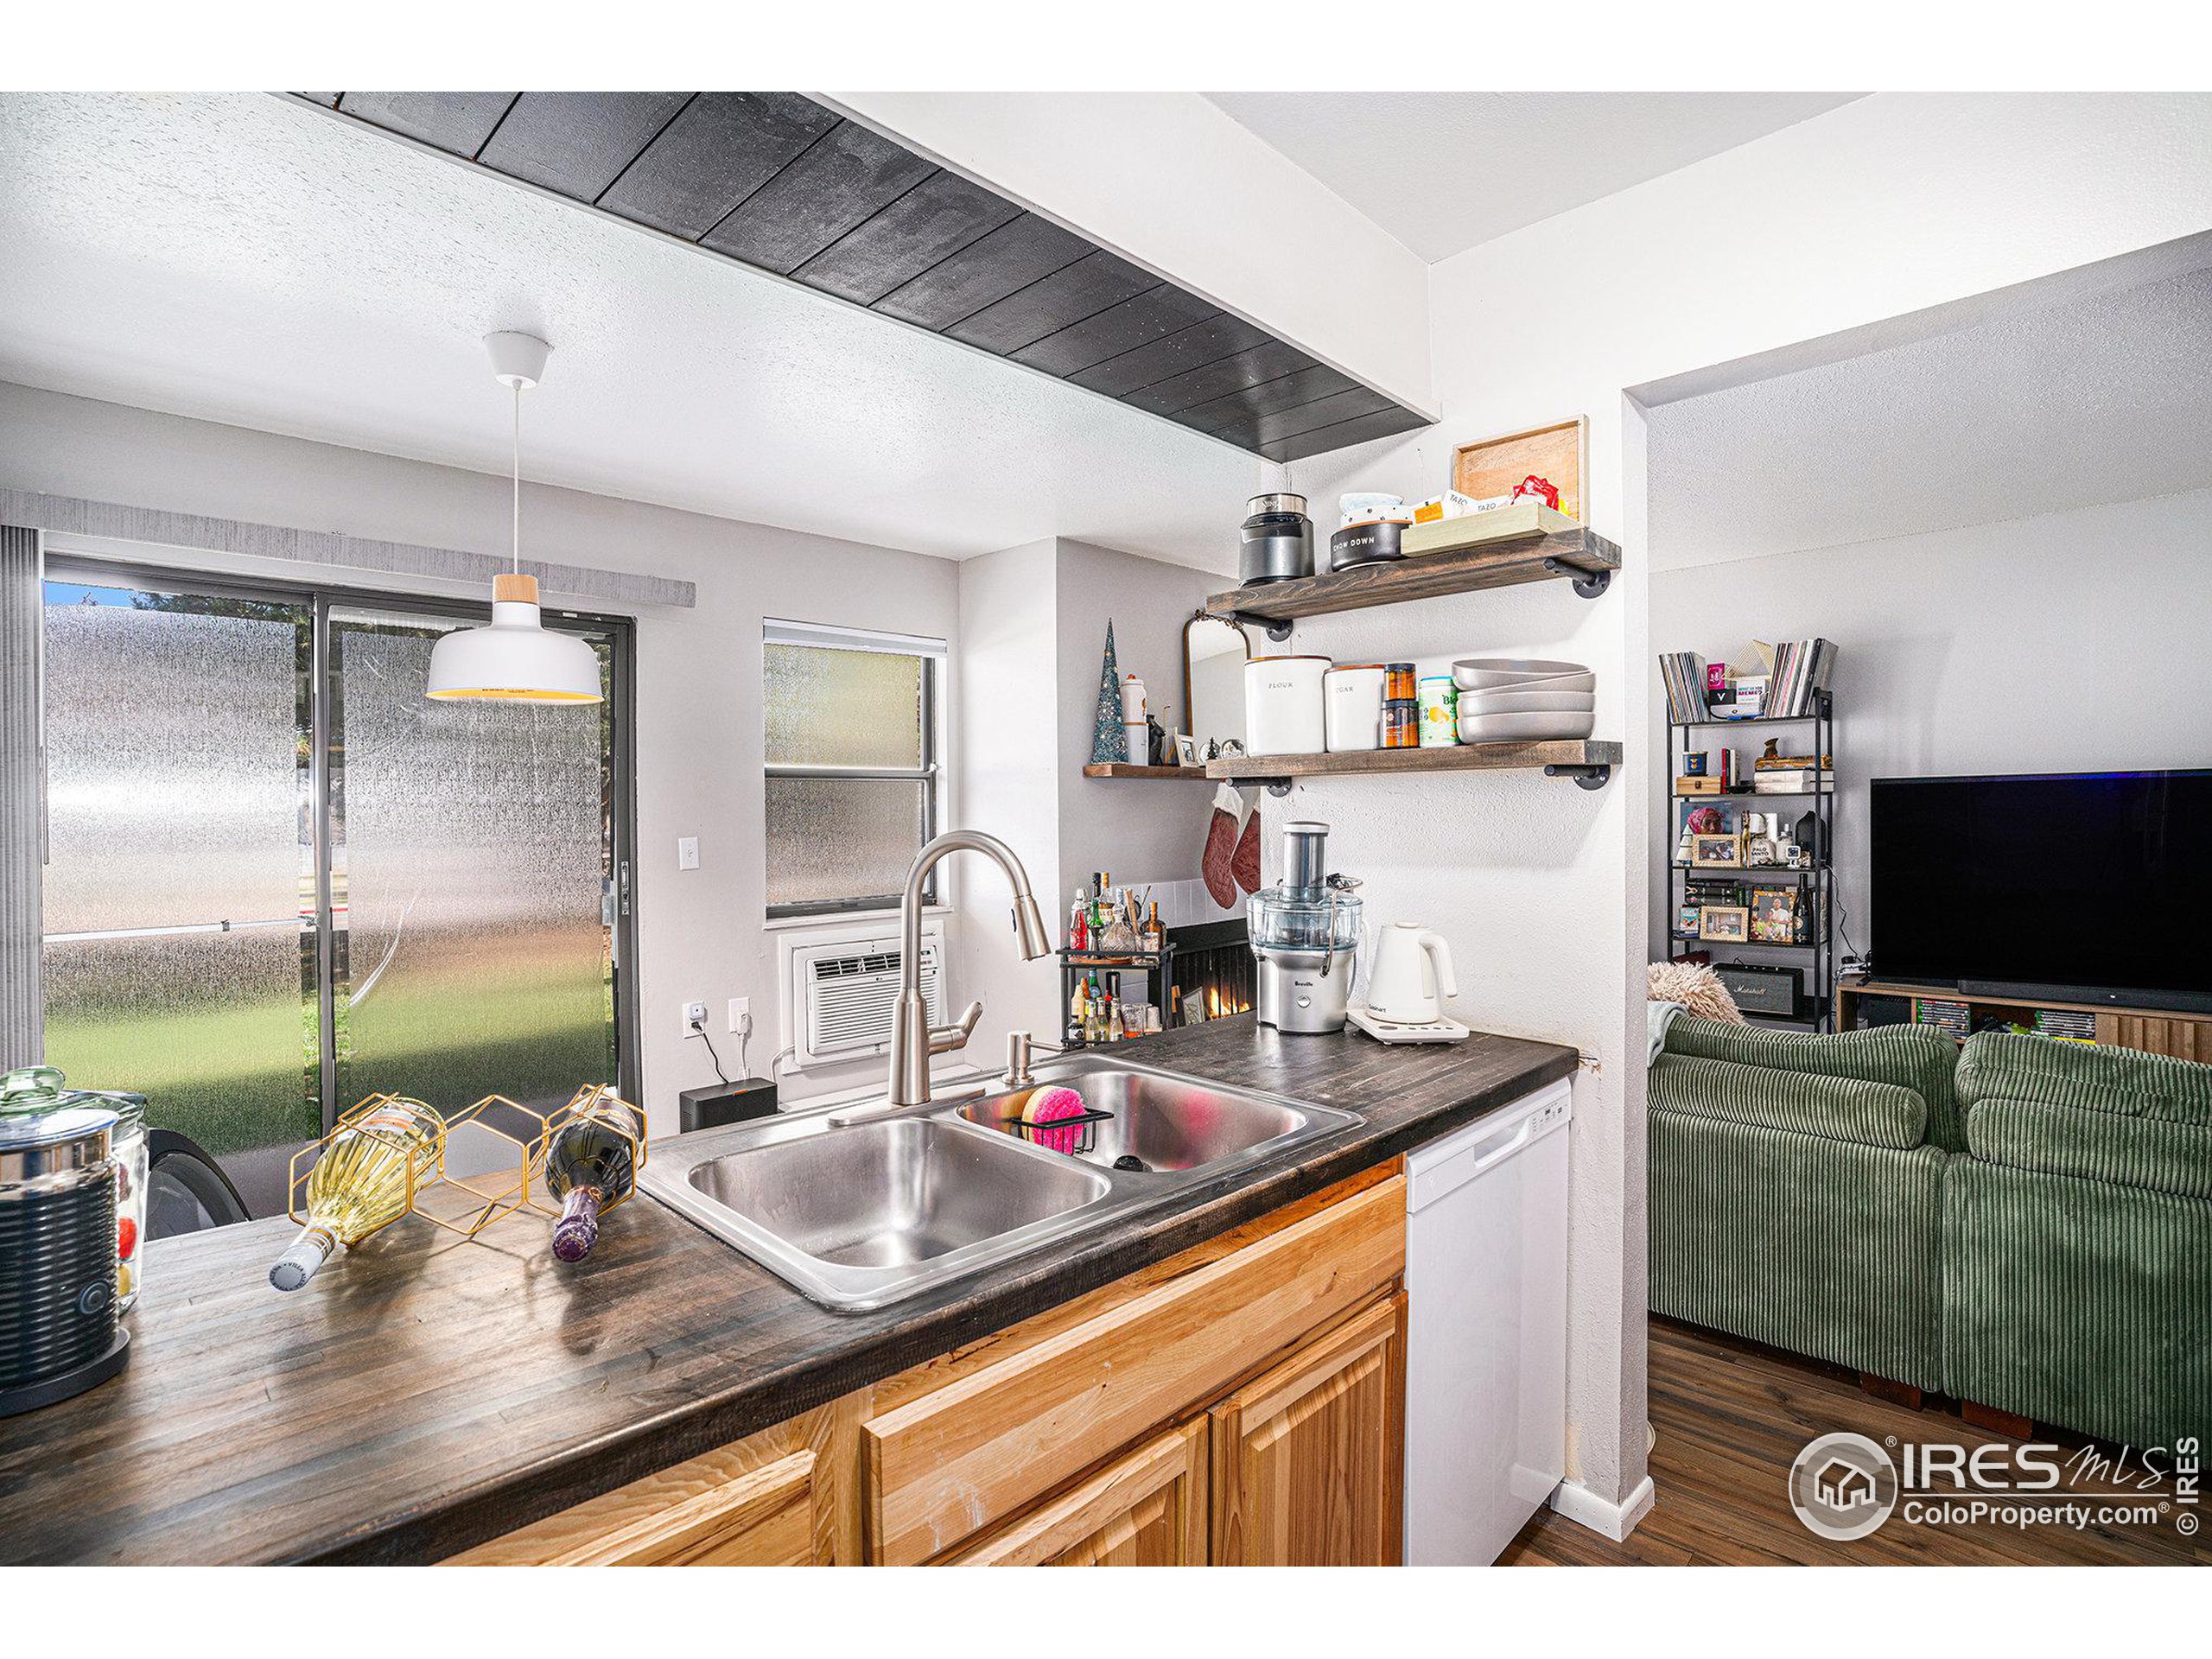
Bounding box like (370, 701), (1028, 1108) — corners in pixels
(1548, 1473), (1656, 1542)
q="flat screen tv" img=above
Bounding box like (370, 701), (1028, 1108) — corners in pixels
(1870, 769), (2212, 1014)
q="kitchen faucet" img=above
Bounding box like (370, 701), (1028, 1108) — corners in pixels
(887, 829), (1052, 1108)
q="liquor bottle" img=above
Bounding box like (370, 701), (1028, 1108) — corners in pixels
(544, 1091), (644, 1263)
(1068, 895), (1088, 952)
(1140, 899), (1163, 956)
(269, 1096), (445, 1291)
(1069, 975), (1089, 1041)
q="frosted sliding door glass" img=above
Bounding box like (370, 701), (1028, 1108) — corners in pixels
(40, 583), (316, 1217)
(327, 610), (613, 1116)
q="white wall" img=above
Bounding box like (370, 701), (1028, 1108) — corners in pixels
(1649, 488), (2212, 961)
(953, 539), (1065, 1066)
(1053, 537), (1219, 890)
(1266, 89), (2212, 1516)
(0, 380), (964, 1122)
(825, 91), (1433, 415)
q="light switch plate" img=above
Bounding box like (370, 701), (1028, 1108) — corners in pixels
(677, 836), (700, 871)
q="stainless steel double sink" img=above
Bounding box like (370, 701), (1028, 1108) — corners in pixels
(639, 1056), (1358, 1311)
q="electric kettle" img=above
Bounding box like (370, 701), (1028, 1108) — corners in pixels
(1367, 924), (1458, 1024)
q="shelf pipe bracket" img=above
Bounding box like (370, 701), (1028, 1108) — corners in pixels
(1227, 611), (1294, 643)
(1252, 778), (1294, 798)
(1544, 763), (1612, 791)
(1542, 558), (1611, 600)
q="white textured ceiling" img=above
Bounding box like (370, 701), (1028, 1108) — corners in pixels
(1204, 92), (1866, 261)
(1648, 261), (2212, 570)
(0, 92), (1266, 571)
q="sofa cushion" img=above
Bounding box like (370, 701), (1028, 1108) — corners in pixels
(1959, 1032), (2212, 1125)
(1662, 1015), (1962, 1148)
(1651, 1053), (1929, 1149)
(1967, 1097), (2212, 1202)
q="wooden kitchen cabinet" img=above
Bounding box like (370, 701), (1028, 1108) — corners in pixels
(446, 1413), (839, 1566)
(1210, 1291), (1407, 1567)
(944, 1419), (1210, 1566)
(453, 1166), (1407, 1567)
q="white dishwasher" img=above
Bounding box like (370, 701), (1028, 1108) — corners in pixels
(1402, 1077), (1573, 1565)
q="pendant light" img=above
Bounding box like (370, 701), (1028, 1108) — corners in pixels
(425, 332), (603, 703)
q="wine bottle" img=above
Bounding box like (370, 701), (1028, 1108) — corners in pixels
(270, 1096), (444, 1291)
(544, 1092), (643, 1262)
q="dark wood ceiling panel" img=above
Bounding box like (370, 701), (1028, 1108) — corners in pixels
(793, 171), (1022, 307)
(336, 92), (517, 158)
(308, 91), (1430, 461)
(1249, 385), (1397, 449)
(1013, 285), (1219, 378)
(944, 250), (1160, 356)
(1176, 363), (1364, 434)
(598, 92), (836, 238)
(873, 213), (1090, 331)
(1123, 338), (1317, 416)
(1262, 404), (1432, 463)
(479, 92), (691, 200)
(1071, 312), (1273, 398)
(702, 120), (933, 274)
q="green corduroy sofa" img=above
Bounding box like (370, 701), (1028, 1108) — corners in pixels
(1649, 1016), (2212, 1449)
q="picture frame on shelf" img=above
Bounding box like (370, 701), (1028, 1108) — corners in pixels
(1751, 887), (1804, 944)
(1675, 904), (1703, 939)
(1689, 831), (1745, 868)
(1699, 904), (1751, 944)
(1173, 733), (1203, 768)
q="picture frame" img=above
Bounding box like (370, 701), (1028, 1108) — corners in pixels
(1689, 831), (1745, 868)
(1173, 732), (1203, 768)
(1751, 887), (1803, 944)
(1675, 904), (1702, 939)
(1699, 904), (1751, 944)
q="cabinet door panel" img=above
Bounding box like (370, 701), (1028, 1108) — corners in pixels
(1211, 1293), (1407, 1566)
(447, 1441), (829, 1566)
(947, 1419), (1208, 1566)
(864, 1173), (1404, 1564)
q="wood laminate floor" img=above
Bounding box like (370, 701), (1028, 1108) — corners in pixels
(1501, 1318), (2207, 1566)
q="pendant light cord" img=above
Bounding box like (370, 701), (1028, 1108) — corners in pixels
(511, 380), (523, 577)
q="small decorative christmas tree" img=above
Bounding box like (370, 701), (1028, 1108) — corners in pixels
(1090, 621), (1126, 764)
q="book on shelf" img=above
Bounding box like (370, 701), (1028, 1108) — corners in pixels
(1751, 636), (1838, 718)
(1753, 769), (1832, 793)
(1659, 652), (1709, 723)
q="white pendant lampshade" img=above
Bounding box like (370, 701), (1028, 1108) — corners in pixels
(426, 331), (604, 703)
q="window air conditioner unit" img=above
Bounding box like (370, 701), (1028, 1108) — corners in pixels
(787, 925), (944, 1068)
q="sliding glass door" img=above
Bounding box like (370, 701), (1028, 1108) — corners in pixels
(39, 565), (634, 1217)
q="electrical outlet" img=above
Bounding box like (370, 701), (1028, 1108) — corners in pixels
(677, 836), (700, 871)
(728, 997), (750, 1035)
(681, 999), (708, 1036)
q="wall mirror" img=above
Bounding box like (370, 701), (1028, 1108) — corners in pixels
(1183, 612), (1253, 758)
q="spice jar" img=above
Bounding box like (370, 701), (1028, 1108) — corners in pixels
(1382, 699), (1421, 748)
(1383, 663), (1417, 702)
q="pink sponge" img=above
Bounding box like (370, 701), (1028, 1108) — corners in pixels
(1022, 1085), (1088, 1156)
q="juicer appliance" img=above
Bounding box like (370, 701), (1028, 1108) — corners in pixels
(1249, 820), (1363, 1034)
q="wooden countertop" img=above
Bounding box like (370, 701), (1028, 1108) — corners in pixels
(0, 1017), (1576, 1565)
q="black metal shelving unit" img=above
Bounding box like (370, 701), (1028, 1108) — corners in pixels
(1058, 945), (1175, 1047)
(1665, 690), (1835, 1030)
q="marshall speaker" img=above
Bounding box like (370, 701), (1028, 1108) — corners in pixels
(1715, 963), (1803, 1020)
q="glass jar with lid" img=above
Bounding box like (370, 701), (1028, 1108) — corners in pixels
(0, 1067), (147, 1313)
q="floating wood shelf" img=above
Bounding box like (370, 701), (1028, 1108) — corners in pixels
(1205, 525), (1622, 636)
(1080, 763), (1213, 780)
(1207, 739), (1621, 793)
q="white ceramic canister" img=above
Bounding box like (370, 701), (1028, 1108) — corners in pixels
(1323, 664), (1387, 753)
(1417, 675), (1459, 747)
(1244, 655), (1331, 756)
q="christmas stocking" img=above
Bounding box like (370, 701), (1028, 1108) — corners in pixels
(1203, 784), (1262, 907)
